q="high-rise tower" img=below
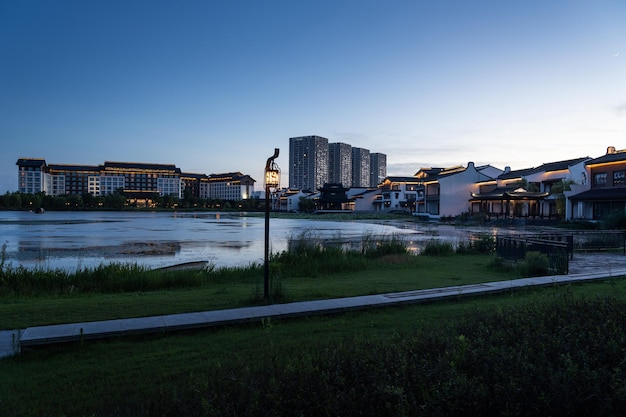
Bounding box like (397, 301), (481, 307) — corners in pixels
(370, 152), (387, 186)
(351, 147), (370, 187)
(328, 142), (352, 187)
(289, 135), (329, 191)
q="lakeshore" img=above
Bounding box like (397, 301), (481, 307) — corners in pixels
(0, 210), (533, 271)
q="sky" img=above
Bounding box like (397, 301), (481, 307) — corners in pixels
(1, 0), (625, 194)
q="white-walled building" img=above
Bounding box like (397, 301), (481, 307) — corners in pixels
(208, 172), (255, 200)
(378, 176), (423, 213)
(276, 188), (311, 212)
(420, 162), (495, 218)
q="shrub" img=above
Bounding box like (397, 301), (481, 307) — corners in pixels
(520, 251), (550, 277)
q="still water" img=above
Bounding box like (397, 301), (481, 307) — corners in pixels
(0, 211), (451, 271)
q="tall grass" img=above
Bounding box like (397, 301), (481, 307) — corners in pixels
(270, 231), (408, 278)
(0, 232), (409, 297)
(0, 262), (214, 297)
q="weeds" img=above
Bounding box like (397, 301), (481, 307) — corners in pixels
(422, 240), (455, 256)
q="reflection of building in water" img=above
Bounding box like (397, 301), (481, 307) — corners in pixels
(18, 240), (183, 258)
(15, 158), (256, 201)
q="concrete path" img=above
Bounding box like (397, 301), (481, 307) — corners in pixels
(3, 252), (626, 359)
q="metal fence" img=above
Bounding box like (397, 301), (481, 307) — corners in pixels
(570, 231), (626, 253)
(496, 235), (572, 275)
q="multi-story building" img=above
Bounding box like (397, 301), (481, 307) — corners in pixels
(418, 162), (497, 218)
(181, 172), (210, 199)
(378, 176), (423, 213)
(289, 135), (329, 191)
(370, 152), (387, 187)
(567, 146), (626, 220)
(16, 158), (256, 202)
(328, 142), (352, 187)
(16, 158), (51, 194)
(351, 147), (370, 187)
(208, 172), (255, 200)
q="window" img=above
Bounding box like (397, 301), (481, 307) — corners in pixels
(614, 170), (626, 186)
(594, 172), (608, 187)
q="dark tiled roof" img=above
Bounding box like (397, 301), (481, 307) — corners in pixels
(384, 176), (421, 182)
(103, 161), (181, 173)
(586, 151), (626, 165)
(414, 167), (445, 179)
(531, 157), (590, 173)
(568, 187), (626, 201)
(437, 166), (466, 178)
(48, 164), (100, 172)
(181, 172), (208, 180)
(16, 158), (47, 167)
(497, 167), (535, 180)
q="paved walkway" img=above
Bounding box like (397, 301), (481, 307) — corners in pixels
(3, 253), (626, 359)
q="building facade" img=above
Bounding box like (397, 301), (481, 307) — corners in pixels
(207, 172), (255, 200)
(328, 142), (352, 187)
(370, 152), (387, 187)
(351, 147), (370, 187)
(378, 176), (423, 213)
(16, 158), (256, 201)
(567, 147), (626, 220)
(289, 135), (329, 191)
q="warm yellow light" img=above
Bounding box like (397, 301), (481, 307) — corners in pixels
(265, 169), (280, 188)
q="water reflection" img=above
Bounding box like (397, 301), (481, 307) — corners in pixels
(0, 211), (419, 271)
(0, 211), (528, 271)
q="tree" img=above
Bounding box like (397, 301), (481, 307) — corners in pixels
(550, 179), (575, 219)
(298, 196), (316, 213)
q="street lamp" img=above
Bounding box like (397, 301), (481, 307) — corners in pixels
(264, 148), (280, 301)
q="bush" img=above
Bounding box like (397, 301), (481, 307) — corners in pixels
(520, 251), (550, 277)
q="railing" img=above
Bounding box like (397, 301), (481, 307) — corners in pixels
(571, 231), (626, 253)
(496, 235), (571, 275)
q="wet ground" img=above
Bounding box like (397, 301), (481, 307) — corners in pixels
(567, 252), (626, 275)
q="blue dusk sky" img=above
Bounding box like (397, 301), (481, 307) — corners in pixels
(1, 0), (625, 194)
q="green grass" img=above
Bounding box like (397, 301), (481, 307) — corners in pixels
(3, 237), (626, 416)
(0, 254), (515, 329)
(2, 279), (626, 416)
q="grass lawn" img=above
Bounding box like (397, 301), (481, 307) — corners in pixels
(2, 250), (626, 416)
(0, 254), (516, 329)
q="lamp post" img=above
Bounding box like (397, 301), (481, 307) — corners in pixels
(264, 148), (280, 301)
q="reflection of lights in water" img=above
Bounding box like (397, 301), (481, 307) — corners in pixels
(2, 211), (536, 271)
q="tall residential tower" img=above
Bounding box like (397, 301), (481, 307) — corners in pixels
(370, 152), (387, 187)
(288, 135), (329, 191)
(328, 142), (352, 187)
(351, 147), (371, 187)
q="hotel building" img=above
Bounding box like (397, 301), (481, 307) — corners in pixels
(16, 158), (255, 201)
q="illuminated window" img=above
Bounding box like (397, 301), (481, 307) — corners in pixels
(614, 171), (626, 186)
(594, 172), (608, 186)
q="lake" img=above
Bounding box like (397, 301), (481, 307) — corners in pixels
(0, 211), (467, 271)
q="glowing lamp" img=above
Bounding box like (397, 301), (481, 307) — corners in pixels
(265, 159), (280, 189)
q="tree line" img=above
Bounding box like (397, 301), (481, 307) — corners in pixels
(0, 191), (264, 211)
